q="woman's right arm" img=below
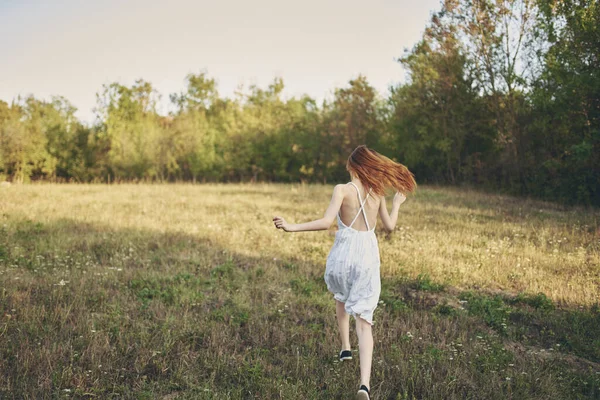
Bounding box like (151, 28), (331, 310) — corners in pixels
(273, 184), (345, 232)
(379, 192), (406, 232)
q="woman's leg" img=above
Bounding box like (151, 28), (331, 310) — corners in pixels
(355, 316), (373, 389)
(335, 300), (351, 351)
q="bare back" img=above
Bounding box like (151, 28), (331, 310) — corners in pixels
(338, 182), (380, 231)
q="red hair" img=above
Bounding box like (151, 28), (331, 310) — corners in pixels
(346, 145), (416, 196)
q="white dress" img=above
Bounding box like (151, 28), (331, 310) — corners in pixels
(324, 182), (381, 325)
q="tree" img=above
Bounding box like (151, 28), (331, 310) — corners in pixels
(390, 9), (495, 184)
(446, 0), (536, 190)
(526, 0), (600, 204)
(95, 80), (163, 180)
(321, 76), (385, 181)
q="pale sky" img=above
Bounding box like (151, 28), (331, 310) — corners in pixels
(0, 0), (440, 124)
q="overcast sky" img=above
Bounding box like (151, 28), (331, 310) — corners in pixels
(0, 0), (440, 123)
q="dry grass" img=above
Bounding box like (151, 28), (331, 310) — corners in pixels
(0, 183), (598, 399)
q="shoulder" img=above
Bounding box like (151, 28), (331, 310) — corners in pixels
(332, 184), (347, 196)
(332, 184), (349, 200)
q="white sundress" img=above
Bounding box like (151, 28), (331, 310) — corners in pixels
(324, 182), (381, 325)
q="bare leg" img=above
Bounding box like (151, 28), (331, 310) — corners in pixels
(335, 300), (351, 351)
(355, 316), (373, 389)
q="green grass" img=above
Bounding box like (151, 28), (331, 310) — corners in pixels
(0, 183), (598, 399)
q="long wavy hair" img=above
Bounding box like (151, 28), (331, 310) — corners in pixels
(346, 145), (416, 196)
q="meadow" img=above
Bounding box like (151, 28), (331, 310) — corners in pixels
(0, 183), (599, 399)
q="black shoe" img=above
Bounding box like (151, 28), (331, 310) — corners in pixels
(339, 350), (352, 361)
(357, 385), (370, 400)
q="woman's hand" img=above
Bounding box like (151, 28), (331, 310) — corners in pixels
(392, 192), (407, 208)
(273, 216), (293, 232)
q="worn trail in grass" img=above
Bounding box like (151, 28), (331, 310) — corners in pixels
(0, 184), (599, 399)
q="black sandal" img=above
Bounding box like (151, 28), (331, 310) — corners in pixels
(357, 385), (370, 400)
(339, 350), (352, 361)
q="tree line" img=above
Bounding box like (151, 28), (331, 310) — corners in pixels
(0, 0), (598, 206)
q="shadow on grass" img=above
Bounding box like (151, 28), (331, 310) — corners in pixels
(0, 216), (598, 399)
(415, 186), (600, 230)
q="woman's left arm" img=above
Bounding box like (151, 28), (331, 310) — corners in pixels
(273, 185), (345, 232)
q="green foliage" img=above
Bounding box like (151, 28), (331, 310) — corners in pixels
(434, 302), (459, 317)
(381, 295), (410, 314)
(289, 278), (318, 297)
(460, 292), (511, 335)
(511, 292), (554, 312)
(129, 277), (180, 307)
(413, 274), (445, 292)
(210, 261), (235, 279)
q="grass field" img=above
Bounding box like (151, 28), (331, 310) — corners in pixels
(1, 183), (599, 399)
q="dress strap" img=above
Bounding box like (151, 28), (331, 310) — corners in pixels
(348, 182), (371, 230)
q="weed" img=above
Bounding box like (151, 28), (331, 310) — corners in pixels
(511, 292), (554, 312)
(460, 292), (511, 335)
(413, 274), (445, 292)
